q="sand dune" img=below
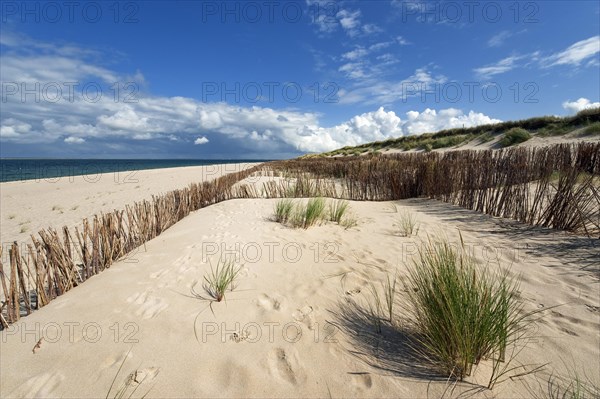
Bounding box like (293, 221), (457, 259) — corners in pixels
(1, 196), (598, 398)
(0, 163), (259, 245)
(380, 129), (600, 155)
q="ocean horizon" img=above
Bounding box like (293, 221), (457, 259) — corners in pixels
(0, 158), (270, 183)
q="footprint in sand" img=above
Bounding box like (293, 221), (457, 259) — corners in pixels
(292, 305), (316, 330)
(135, 297), (168, 319)
(9, 372), (64, 398)
(292, 282), (321, 298)
(214, 362), (249, 391)
(257, 293), (283, 311)
(149, 268), (169, 279)
(101, 350), (134, 370)
(267, 348), (305, 385)
(176, 256), (194, 274)
(127, 291), (168, 319)
(350, 372), (373, 390)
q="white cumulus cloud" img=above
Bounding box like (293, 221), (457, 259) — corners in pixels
(0, 118), (32, 138)
(0, 32), (501, 155)
(296, 107), (501, 152)
(562, 98), (600, 114)
(403, 108), (501, 135)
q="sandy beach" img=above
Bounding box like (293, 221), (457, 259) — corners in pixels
(0, 163), (259, 246)
(3, 2), (598, 397)
(1, 176), (598, 397)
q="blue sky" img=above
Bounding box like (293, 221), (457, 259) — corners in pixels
(1, 0), (599, 159)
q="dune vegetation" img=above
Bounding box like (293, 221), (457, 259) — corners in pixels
(310, 107), (600, 157)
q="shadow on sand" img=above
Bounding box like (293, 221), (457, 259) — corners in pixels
(328, 296), (490, 398)
(330, 296), (437, 380)
(398, 198), (599, 279)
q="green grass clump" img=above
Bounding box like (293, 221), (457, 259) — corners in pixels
(478, 132), (495, 143)
(397, 211), (419, 237)
(418, 134), (473, 152)
(328, 199), (349, 223)
(289, 203), (306, 228)
(304, 197), (326, 228)
(274, 199), (294, 223)
(277, 199), (325, 229)
(365, 272), (398, 332)
(537, 124), (570, 137)
(545, 372), (600, 399)
(274, 198), (354, 229)
(202, 258), (241, 302)
(367, 283), (384, 334)
(383, 272), (398, 324)
(432, 134), (472, 149)
(500, 127), (532, 147)
(288, 198), (325, 229)
(340, 215), (358, 229)
(284, 184), (297, 197)
(405, 238), (526, 385)
(581, 121), (600, 136)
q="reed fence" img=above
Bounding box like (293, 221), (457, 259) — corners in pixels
(2, 142), (598, 327)
(0, 165), (261, 327)
(264, 142), (600, 236)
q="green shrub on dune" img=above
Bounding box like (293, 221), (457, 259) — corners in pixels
(582, 121), (600, 136)
(500, 128), (532, 147)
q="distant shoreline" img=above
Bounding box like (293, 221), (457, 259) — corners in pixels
(0, 162), (261, 245)
(0, 158), (270, 183)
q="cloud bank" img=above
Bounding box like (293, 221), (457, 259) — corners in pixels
(1, 32), (501, 155)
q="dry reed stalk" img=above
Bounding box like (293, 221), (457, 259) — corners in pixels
(8, 243), (20, 322)
(12, 243), (32, 315)
(5, 150), (594, 328)
(0, 247), (13, 324)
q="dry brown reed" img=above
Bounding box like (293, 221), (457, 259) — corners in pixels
(1, 165), (261, 326)
(265, 142), (600, 236)
(2, 142), (598, 326)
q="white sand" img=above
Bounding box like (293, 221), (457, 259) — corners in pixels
(1, 195), (598, 398)
(380, 129), (600, 155)
(0, 163), (259, 246)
